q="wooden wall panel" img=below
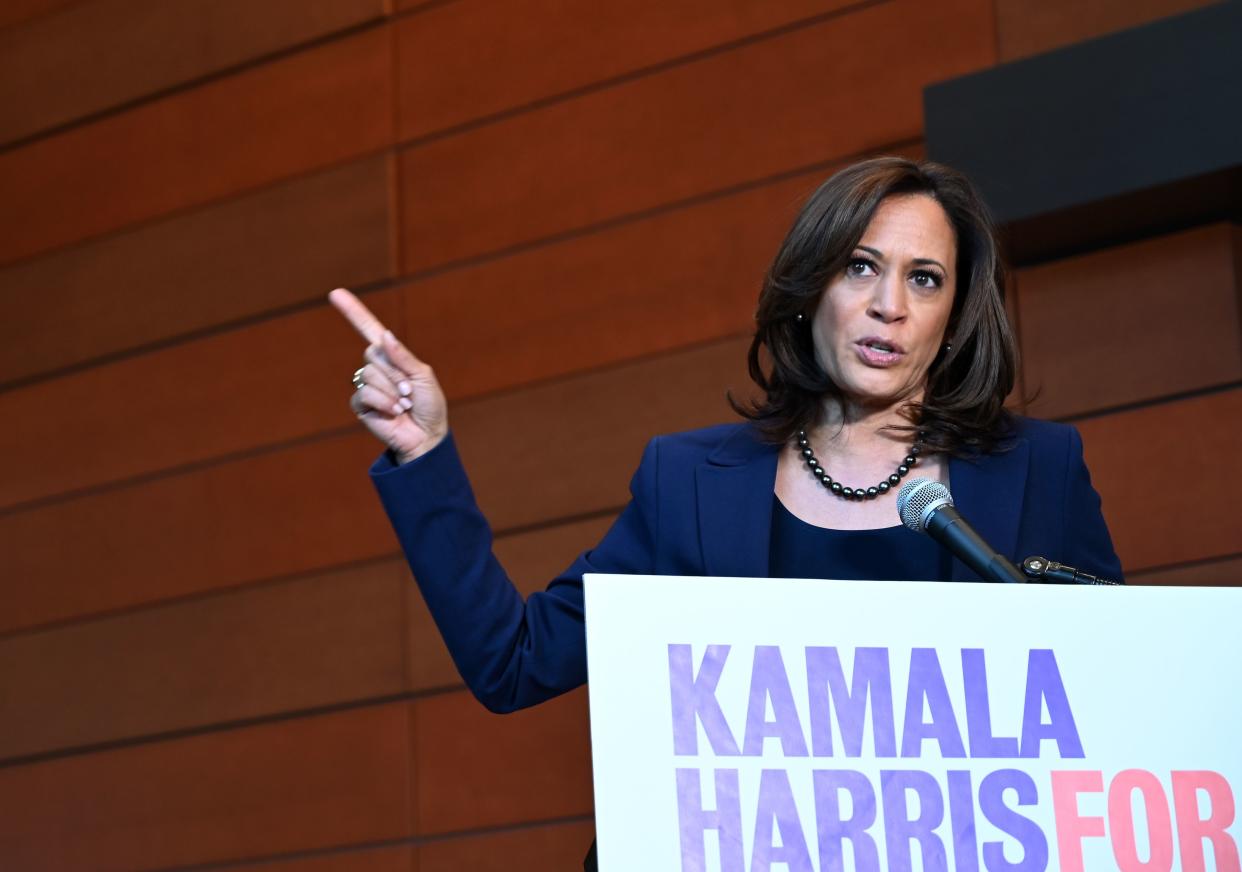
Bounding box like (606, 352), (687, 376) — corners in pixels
(0, 431), (392, 634)
(0, 560), (406, 761)
(405, 516), (615, 693)
(455, 336), (753, 530)
(0, 0), (78, 31)
(0, 155), (395, 386)
(1019, 224), (1241, 419)
(229, 845), (415, 872)
(0, 25), (393, 266)
(398, 0), (994, 272)
(413, 688), (592, 835)
(396, 0), (859, 140)
(1129, 554), (1242, 587)
(0, 336), (750, 634)
(0, 703), (413, 870)
(418, 821), (595, 872)
(0, 290), (401, 510)
(1080, 389), (1241, 572)
(0, 0), (387, 144)
(995, 0), (1220, 61)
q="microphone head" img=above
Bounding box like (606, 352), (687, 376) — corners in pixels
(897, 478), (953, 533)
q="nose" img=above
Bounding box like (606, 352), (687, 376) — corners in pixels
(866, 272), (908, 324)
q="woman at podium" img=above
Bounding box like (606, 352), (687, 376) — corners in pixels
(330, 155), (1122, 714)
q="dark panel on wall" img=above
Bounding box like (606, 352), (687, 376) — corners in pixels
(0, 155), (395, 386)
(926, 2), (1242, 264)
(994, 0), (1220, 61)
(0, 0), (387, 144)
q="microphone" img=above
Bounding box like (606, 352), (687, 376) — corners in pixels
(896, 479), (1028, 584)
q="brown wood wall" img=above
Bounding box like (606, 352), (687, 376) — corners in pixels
(0, 0), (1235, 868)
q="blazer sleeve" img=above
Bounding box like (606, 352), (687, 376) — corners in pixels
(370, 432), (660, 713)
(1060, 425), (1125, 583)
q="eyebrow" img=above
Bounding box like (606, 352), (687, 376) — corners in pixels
(856, 245), (948, 273)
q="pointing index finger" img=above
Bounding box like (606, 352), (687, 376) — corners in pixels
(328, 287), (387, 344)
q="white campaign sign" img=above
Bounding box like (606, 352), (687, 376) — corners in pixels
(584, 575), (1242, 872)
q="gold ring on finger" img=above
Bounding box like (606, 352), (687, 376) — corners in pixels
(352, 367), (367, 390)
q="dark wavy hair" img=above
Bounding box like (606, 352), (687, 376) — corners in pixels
(731, 156), (1018, 457)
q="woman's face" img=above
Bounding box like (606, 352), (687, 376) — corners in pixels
(811, 193), (957, 412)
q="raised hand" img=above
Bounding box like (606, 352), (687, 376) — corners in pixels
(328, 288), (448, 464)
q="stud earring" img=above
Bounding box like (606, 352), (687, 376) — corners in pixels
(795, 313), (805, 322)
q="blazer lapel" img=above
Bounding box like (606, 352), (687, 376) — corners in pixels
(696, 427), (779, 578)
(947, 435), (1030, 581)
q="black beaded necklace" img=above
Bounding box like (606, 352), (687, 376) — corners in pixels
(796, 430), (923, 500)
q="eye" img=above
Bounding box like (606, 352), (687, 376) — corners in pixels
(846, 257), (877, 277)
(910, 269), (944, 289)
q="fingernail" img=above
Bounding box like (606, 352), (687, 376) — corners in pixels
(398, 381), (412, 396)
(391, 402), (404, 415)
(400, 397), (413, 410)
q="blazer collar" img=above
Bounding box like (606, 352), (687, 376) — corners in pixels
(696, 425), (779, 577)
(694, 424), (1031, 582)
(946, 436), (1030, 581)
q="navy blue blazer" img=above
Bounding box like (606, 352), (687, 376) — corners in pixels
(371, 418), (1121, 714)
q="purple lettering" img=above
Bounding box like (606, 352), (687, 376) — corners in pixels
(882, 769), (949, 872)
(978, 769), (1048, 872)
(669, 644), (740, 756)
(743, 646), (809, 757)
(813, 769), (881, 872)
(947, 770), (980, 872)
(676, 768), (745, 872)
(751, 769), (814, 872)
(807, 647), (896, 757)
(962, 649), (1019, 758)
(1019, 649), (1084, 759)
(902, 648), (967, 759)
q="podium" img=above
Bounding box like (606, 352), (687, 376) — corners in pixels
(584, 575), (1241, 872)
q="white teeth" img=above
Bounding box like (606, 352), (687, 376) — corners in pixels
(867, 343), (894, 353)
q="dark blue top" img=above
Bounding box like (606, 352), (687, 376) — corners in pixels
(371, 420), (1123, 713)
(768, 497), (951, 581)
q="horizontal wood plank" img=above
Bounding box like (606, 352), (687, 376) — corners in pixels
(398, 0), (994, 272)
(1128, 554), (1242, 587)
(0, 560), (406, 761)
(0, 430), (395, 634)
(0, 336), (752, 633)
(418, 820), (595, 872)
(0, 289), (401, 509)
(405, 515), (616, 693)
(403, 148), (918, 401)
(396, 0), (860, 140)
(413, 688), (592, 835)
(0, 155), (395, 386)
(995, 0), (1218, 61)
(228, 844), (414, 872)
(0, 703), (413, 870)
(0, 0), (77, 31)
(0, 0), (386, 144)
(1079, 389), (1241, 572)
(0, 25), (392, 266)
(1018, 223), (1241, 419)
